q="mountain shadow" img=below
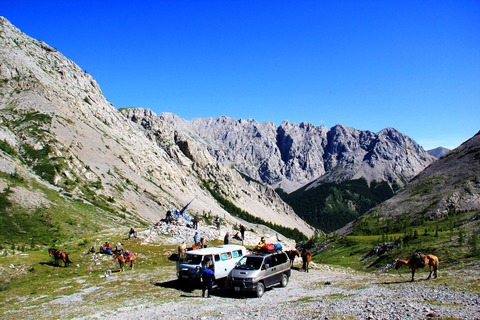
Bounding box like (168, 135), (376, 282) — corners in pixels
(277, 178), (394, 233)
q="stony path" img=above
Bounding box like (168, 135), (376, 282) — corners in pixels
(84, 265), (480, 320)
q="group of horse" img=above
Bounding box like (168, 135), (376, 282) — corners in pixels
(49, 244), (437, 281)
(48, 248), (135, 272)
(285, 249), (311, 272)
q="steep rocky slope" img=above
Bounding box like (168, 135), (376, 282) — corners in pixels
(159, 113), (434, 193)
(339, 131), (480, 235)
(0, 16), (314, 240)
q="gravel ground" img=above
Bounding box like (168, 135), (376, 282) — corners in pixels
(76, 264), (480, 320)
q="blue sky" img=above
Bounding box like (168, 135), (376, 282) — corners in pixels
(3, 1), (479, 150)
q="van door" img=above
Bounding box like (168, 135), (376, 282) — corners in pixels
(262, 256), (276, 287)
(215, 251), (233, 279)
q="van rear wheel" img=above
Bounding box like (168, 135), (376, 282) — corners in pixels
(256, 282), (265, 298)
(280, 274), (289, 287)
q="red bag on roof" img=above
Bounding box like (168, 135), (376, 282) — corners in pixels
(265, 244), (275, 251)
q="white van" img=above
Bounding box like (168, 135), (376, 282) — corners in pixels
(177, 244), (247, 283)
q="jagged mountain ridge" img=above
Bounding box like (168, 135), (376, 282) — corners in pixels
(159, 113), (435, 193)
(0, 16), (314, 240)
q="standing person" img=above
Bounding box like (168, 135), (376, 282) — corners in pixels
(165, 210), (172, 224)
(202, 263), (214, 298)
(240, 225), (246, 245)
(215, 217), (221, 230)
(194, 232), (199, 247)
(115, 242), (123, 255)
(178, 241), (186, 261)
(128, 227), (137, 239)
(194, 213), (200, 230)
(224, 232), (230, 245)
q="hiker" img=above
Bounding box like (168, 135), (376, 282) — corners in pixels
(115, 242), (123, 255)
(202, 262), (214, 298)
(202, 255), (212, 271)
(199, 237), (205, 249)
(258, 237), (266, 246)
(240, 225), (246, 243)
(215, 217), (221, 230)
(178, 242), (186, 261)
(233, 232), (242, 241)
(224, 232), (230, 245)
(128, 227), (137, 239)
(100, 242), (112, 254)
(194, 232), (199, 247)
(193, 213), (200, 230)
(165, 210), (173, 224)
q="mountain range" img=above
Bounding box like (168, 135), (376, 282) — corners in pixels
(0, 16), (463, 244)
(158, 113), (435, 193)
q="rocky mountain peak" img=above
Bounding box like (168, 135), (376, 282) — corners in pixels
(160, 114), (434, 193)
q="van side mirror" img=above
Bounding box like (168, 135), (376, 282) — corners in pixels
(264, 264), (269, 269)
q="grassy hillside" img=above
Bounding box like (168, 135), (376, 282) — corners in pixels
(278, 178), (396, 233)
(309, 208), (480, 281)
(0, 168), (149, 249)
(0, 228), (191, 318)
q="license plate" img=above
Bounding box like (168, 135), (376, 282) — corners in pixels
(235, 287), (240, 291)
(182, 275), (189, 279)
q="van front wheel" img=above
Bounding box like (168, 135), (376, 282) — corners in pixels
(256, 282), (265, 298)
(280, 274), (289, 287)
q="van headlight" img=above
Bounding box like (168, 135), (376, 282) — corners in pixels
(244, 278), (254, 282)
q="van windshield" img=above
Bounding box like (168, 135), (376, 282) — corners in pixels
(184, 254), (203, 265)
(235, 256), (263, 270)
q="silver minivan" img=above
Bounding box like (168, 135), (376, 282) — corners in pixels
(225, 250), (291, 297)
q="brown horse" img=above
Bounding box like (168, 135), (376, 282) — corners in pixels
(395, 254), (439, 281)
(301, 250), (311, 273)
(285, 249), (300, 267)
(49, 248), (72, 267)
(113, 251), (135, 271)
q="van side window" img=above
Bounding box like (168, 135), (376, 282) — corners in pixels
(263, 256), (272, 268)
(270, 255), (279, 267)
(221, 253), (231, 261)
(232, 250), (242, 258)
(215, 254), (220, 262)
(276, 253), (288, 264)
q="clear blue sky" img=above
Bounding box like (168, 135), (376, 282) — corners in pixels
(3, 1), (479, 150)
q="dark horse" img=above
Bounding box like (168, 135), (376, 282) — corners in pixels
(285, 249), (300, 267)
(49, 248), (72, 267)
(301, 249), (311, 273)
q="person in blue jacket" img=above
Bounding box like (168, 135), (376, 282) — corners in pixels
(202, 261), (214, 298)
